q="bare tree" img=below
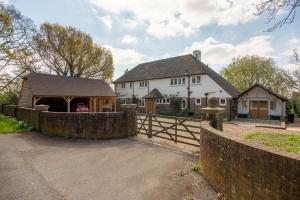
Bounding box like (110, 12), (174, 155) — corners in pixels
(256, 0), (300, 31)
(0, 4), (37, 91)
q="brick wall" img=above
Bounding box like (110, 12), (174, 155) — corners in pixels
(16, 107), (37, 126)
(1, 104), (137, 139)
(3, 105), (18, 117)
(200, 121), (300, 200)
(39, 111), (137, 139)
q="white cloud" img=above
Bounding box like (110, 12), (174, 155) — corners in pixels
(104, 45), (149, 79)
(88, 0), (258, 39)
(182, 35), (274, 65)
(121, 35), (138, 45)
(97, 15), (113, 30)
(105, 46), (147, 66)
(283, 63), (299, 72)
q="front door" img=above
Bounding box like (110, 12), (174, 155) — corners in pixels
(147, 98), (154, 113)
(250, 101), (268, 118)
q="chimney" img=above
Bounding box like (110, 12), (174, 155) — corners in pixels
(193, 50), (201, 61)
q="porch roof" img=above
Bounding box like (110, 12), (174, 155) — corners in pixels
(143, 89), (163, 99)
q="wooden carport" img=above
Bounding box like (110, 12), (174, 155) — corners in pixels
(18, 73), (116, 112)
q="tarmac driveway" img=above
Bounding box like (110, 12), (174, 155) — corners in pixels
(0, 133), (217, 200)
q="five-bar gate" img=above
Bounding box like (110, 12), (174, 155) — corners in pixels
(136, 113), (201, 147)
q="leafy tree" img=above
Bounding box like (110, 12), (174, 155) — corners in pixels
(221, 55), (289, 95)
(33, 23), (114, 81)
(256, 0), (300, 31)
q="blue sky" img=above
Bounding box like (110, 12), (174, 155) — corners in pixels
(8, 0), (300, 80)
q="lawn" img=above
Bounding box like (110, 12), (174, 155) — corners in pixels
(245, 132), (300, 154)
(0, 115), (33, 134)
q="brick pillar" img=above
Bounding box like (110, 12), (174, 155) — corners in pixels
(35, 105), (49, 131)
(121, 104), (137, 136)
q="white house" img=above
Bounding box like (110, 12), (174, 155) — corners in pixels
(114, 50), (240, 119)
(237, 84), (288, 120)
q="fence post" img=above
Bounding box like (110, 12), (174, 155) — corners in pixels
(148, 112), (152, 138)
(175, 117), (177, 143)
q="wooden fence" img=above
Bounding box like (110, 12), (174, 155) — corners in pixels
(136, 113), (201, 147)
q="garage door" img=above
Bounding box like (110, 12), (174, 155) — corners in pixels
(250, 101), (268, 119)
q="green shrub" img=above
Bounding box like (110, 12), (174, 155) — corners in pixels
(191, 163), (201, 173)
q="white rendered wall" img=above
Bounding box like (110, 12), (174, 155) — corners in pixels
(237, 87), (285, 116)
(115, 74), (231, 99)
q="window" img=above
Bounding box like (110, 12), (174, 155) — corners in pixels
(120, 98), (126, 105)
(139, 98), (145, 107)
(270, 101), (276, 110)
(242, 100), (247, 110)
(130, 82), (133, 88)
(196, 98), (201, 105)
(121, 83), (126, 88)
(139, 80), (148, 88)
(156, 98), (170, 104)
(170, 77), (186, 86)
(102, 99), (109, 105)
(196, 75), (201, 84)
(181, 99), (187, 109)
(219, 98), (226, 106)
(191, 75), (201, 84)
(182, 77), (186, 84)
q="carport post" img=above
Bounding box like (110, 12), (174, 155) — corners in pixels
(63, 97), (74, 112)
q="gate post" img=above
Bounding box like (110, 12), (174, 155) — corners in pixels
(148, 112), (152, 138)
(175, 117), (177, 143)
(200, 97), (225, 131)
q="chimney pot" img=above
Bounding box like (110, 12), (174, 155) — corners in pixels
(193, 50), (201, 61)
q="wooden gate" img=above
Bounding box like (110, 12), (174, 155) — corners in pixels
(136, 113), (201, 147)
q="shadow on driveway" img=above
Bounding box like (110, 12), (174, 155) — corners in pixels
(0, 133), (217, 200)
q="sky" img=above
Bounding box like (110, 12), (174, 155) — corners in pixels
(6, 0), (300, 80)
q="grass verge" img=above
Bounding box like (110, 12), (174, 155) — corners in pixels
(0, 114), (33, 134)
(245, 132), (300, 154)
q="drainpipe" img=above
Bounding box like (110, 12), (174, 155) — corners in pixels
(187, 75), (191, 109)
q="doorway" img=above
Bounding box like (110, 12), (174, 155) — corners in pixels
(250, 101), (268, 118)
(147, 98), (154, 113)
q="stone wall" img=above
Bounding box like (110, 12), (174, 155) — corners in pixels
(200, 121), (300, 200)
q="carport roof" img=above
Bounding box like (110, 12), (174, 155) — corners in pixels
(23, 73), (116, 97)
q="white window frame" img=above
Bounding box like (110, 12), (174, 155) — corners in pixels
(139, 80), (148, 88)
(270, 100), (277, 110)
(191, 75), (201, 84)
(195, 98), (201, 105)
(120, 98), (126, 105)
(170, 77), (186, 86)
(156, 98), (170, 104)
(219, 98), (226, 106)
(121, 83), (126, 88)
(139, 98), (145, 107)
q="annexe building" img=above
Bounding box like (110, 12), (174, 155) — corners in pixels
(237, 84), (288, 120)
(18, 73), (116, 112)
(114, 50), (240, 119)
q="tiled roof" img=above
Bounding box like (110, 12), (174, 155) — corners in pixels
(24, 73), (116, 97)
